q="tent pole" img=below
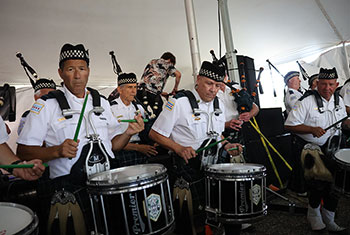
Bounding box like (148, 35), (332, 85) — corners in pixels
(184, 0), (201, 81)
(342, 42), (350, 79)
(218, 0), (239, 83)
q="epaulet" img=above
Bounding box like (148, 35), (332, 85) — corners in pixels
(289, 90), (294, 95)
(173, 90), (188, 99)
(21, 110), (30, 118)
(40, 90), (62, 101)
(110, 100), (118, 106)
(298, 90), (316, 101)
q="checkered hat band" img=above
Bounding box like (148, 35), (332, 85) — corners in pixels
(118, 77), (137, 86)
(34, 82), (56, 91)
(199, 68), (224, 81)
(286, 72), (299, 81)
(60, 49), (89, 61)
(319, 72), (337, 79)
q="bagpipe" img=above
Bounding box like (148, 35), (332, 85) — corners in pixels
(0, 83), (16, 122)
(210, 50), (263, 113)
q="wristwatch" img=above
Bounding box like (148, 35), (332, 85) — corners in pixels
(6, 160), (22, 175)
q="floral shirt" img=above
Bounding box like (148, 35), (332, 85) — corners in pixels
(139, 58), (177, 94)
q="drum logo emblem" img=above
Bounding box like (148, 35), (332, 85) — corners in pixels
(250, 184), (261, 205)
(145, 193), (162, 222)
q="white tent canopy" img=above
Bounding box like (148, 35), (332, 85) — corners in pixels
(1, 0), (349, 87)
(1, 0), (350, 149)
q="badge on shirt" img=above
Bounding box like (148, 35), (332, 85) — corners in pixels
(30, 102), (44, 114)
(165, 100), (175, 111)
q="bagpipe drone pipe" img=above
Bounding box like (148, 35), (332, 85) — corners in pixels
(210, 50), (263, 111)
(0, 83), (16, 122)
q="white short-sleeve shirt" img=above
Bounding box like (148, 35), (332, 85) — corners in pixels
(284, 88), (303, 115)
(340, 81), (350, 107)
(0, 116), (9, 144)
(217, 85), (240, 122)
(17, 86), (124, 179)
(285, 92), (347, 146)
(151, 89), (226, 150)
(110, 97), (145, 142)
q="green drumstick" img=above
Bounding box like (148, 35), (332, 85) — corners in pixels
(0, 163), (49, 169)
(195, 137), (229, 154)
(227, 147), (238, 151)
(73, 92), (89, 142)
(119, 119), (149, 123)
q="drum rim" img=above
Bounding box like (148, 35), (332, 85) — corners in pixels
(205, 163), (266, 174)
(0, 202), (39, 234)
(334, 149), (350, 165)
(87, 174), (168, 194)
(87, 163), (167, 185)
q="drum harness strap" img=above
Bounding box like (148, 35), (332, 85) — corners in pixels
(43, 88), (111, 234)
(249, 117), (293, 188)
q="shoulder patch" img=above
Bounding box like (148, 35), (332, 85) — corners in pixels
(165, 99), (175, 111)
(289, 90), (294, 95)
(30, 102), (45, 114)
(292, 103), (301, 112)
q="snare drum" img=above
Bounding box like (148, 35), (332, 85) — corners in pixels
(205, 163), (267, 224)
(0, 202), (39, 235)
(87, 164), (175, 235)
(333, 149), (350, 196)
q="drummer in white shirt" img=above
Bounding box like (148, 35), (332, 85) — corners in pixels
(285, 67), (350, 234)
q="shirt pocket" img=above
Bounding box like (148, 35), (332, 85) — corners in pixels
(51, 118), (76, 143)
(90, 115), (109, 140)
(185, 115), (207, 139)
(212, 114), (225, 134)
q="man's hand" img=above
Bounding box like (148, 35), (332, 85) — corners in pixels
(225, 143), (243, 156)
(13, 159), (45, 181)
(125, 114), (145, 136)
(58, 139), (79, 158)
(226, 119), (243, 131)
(311, 127), (326, 138)
(137, 144), (158, 157)
(239, 112), (252, 122)
(175, 146), (196, 164)
(170, 87), (178, 95)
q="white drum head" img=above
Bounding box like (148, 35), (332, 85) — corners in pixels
(206, 163), (265, 174)
(88, 164), (166, 185)
(335, 149), (350, 164)
(0, 202), (34, 234)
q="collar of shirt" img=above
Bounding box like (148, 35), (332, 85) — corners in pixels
(62, 85), (88, 105)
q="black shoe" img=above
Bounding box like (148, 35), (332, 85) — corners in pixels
(329, 228), (349, 235)
(311, 228), (329, 235)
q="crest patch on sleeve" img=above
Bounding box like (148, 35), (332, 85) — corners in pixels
(30, 102), (44, 114)
(165, 100), (175, 111)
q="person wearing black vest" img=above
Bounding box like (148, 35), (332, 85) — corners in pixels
(150, 61), (243, 235)
(110, 72), (158, 167)
(285, 67), (350, 234)
(16, 43), (144, 234)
